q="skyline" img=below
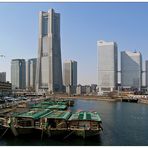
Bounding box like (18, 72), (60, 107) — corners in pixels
(0, 3), (148, 85)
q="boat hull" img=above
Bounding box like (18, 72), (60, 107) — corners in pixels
(71, 129), (101, 139)
(11, 126), (34, 136)
(46, 128), (68, 137)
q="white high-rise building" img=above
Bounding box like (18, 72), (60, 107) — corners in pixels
(11, 59), (26, 90)
(63, 60), (77, 86)
(146, 60), (148, 88)
(121, 51), (142, 90)
(36, 9), (63, 93)
(26, 58), (37, 90)
(97, 40), (118, 92)
(0, 72), (6, 82)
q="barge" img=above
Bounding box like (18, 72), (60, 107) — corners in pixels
(39, 110), (72, 137)
(10, 109), (50, 136)
(68, 111), (103, 139)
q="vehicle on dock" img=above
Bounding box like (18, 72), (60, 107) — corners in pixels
(67, 111), (103, 139)
(10, 109), (50, 136)
(39, 110), (72, 137)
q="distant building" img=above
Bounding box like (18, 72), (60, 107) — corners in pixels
(0, 72), (6, 82)
(26, 58), (37, 90)
(91, 84), (97, 93)
(0, 81), (12, 96)
(146, 60), (148, 88)
(121, 51), (142, 90)
(65, 85), (76, 95)
(63, 60), (77, 86)
(36, 9), (63, 93)
(11, 59), (26, 90)
(85, 85), (91, 95)
(76, 85), (86, 95)
(97, 40), (118, 92)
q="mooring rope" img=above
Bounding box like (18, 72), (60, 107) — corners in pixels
(0, 127), (9, 139)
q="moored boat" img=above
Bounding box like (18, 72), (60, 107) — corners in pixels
(40, 110), (72, 137)
(67, 111), (103, 139)
(31, 101), (68, 110)
(10, 109), (50, 136)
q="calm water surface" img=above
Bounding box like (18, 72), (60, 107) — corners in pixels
(1, 99), (148, 146)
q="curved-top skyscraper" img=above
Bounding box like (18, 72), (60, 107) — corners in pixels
(36, 9), (63, 94)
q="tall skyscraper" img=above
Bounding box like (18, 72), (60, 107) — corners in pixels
(26, 58), (37, 90)
(11, 59), (26, 89)
(145, 60), (148, 88)
(63, 60), (77, 86)
(36, 9), (63, 93)
(121, 51), (142, 90)
(0, 72), (6, 82)
(97, 40), (118, 92)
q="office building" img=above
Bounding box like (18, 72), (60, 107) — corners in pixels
(36, 9), (63, 93)
(63, 60), (77, 86)
(146, 60), (148, 88)
(0, 72), (6, 82)
(11, 59), (26, 90)
(26, 58), (37, 90)
(97, 40), (118, 92)
(121, 51), (142, 90)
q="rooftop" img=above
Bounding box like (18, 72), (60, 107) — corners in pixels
(40, 110), (72, 120)
(47, 105), (67, 110)
(13, 109), (51, 119)
(68, 111), (102, 122)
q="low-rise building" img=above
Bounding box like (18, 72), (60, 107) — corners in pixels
(0, 81), (12, 96)
(76, 85), (87, 95)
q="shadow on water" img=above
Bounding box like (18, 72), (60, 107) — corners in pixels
(1, 133), (103, 146)
(63, 134), (103, 146)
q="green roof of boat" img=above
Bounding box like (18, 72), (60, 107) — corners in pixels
(31, 103), (49, 109)
(42, 101), (67, 105)
(68, 111), (102, 122)
(40, 110), (72, 120)
(47, 105), (67, 110)
(31, 101), (67, 109)
(13, 109), (51, 119)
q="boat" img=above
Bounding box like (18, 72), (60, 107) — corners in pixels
(39, 110), (72, 137)
(31, 101), (68, 110)
(47, 104), (67, 110)
(10, 109), (50, 136)
(67, 111), (103, 139)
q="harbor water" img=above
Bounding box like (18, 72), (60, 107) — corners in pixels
(1, 99), (148, 146)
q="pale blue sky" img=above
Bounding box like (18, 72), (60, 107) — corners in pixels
(0, 2), (148, 85)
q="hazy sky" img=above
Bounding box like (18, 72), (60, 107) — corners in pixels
(0, 2), (148, 85)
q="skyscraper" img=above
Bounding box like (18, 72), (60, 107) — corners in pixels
(0, 72), (6, 82)
(145, 60), (148, 88)
(121, 51), (142, 90)
(97, 40), (118, 92)
(63, 60), (77, 86)
(36, 9), (63, 93)
(26, 58), (37, 90)
(11, 59), (26, 90)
